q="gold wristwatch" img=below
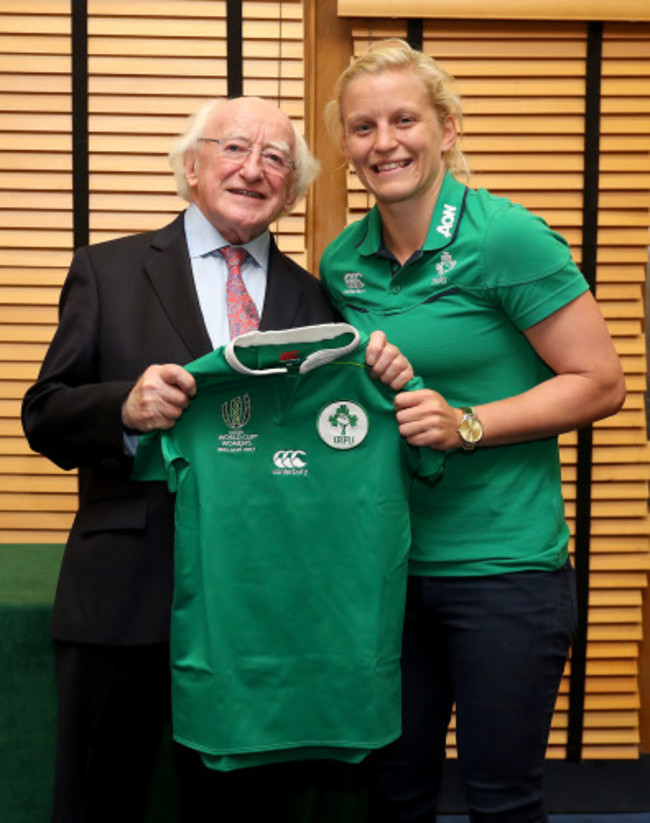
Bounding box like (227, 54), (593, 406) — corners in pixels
(457, 406), (484, 451)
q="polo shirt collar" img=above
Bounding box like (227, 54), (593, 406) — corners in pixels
(356, 172), (467, 257)
(423, 172), (467, 252)
(356, 206), (384, 257)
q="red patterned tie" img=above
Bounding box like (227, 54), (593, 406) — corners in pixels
(219, 245), (260, 338)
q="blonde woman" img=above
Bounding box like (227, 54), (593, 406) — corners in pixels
(320, 40), (625, 823)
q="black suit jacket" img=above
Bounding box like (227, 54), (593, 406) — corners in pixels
(22, 213), (339, 644)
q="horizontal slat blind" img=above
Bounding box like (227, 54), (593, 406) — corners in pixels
(87, 0), (227, 245)
(585, 20), (650, 759)
(350, 19), (650, 760)
(242, 0), (308, 267)
(0, 0), (74, 543)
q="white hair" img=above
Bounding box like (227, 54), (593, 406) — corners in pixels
(168, 98), (320, 208)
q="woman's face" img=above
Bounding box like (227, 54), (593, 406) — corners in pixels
(340, 69), (456, 208)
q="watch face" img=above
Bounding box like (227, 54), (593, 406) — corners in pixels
(461, 418), (483, 443)
(458, 414), (484, 449)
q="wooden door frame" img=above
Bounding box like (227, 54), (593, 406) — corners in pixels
(303, 0), (351, 272)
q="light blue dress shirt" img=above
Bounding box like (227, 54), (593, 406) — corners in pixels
(124, 206), (271, 455)
(184, 203), (270, 348)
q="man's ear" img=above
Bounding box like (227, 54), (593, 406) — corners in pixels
(184, 151), (199, 188)
(283, 178), (298, 212)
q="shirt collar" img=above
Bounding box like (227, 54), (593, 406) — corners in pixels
(184, 203), (270, 269)
(356, 172), (467, 257)
(422, 172), (467, 252)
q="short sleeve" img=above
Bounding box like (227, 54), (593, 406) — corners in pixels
(132, 431), (166, 481)
(494, 260), (589, 331)
(482, 201), (589, 330)
(408, 444), (445, 485)
(484, 202), (573, 286)
(132, 429), (185, 493)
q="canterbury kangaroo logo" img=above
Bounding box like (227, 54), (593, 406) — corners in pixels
(221, 394), (251, 429)
(273, 450), (307, 469)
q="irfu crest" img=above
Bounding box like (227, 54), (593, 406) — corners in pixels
(328, 404), (358, 436)
(317, 400), (369, 450)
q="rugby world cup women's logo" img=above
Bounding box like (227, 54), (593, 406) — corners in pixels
(221, 393), (251, 429)
(218, 393), (258, 454)
(317, 401), (369, 450)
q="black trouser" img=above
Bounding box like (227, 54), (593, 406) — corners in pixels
(52, 641), (172, 823)
(370, 563), (577, 823)
(175, 744), (370, 823)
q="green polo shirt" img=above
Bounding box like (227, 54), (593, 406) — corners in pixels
(320, 172), (589, 576)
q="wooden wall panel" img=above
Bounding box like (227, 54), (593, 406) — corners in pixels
(339, 0), (650, 21)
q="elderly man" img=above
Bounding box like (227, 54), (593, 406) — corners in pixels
(22, 97), (410, 823)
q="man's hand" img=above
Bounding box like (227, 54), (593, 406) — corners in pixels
(122, 364), (196, 432)
(366, 330), (414, 391)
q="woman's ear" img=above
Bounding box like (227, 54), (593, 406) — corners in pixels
(343, 137), (351, 165)
(441, 116), (457, 153)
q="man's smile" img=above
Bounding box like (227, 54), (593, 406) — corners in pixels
(229, 188), (264, 199)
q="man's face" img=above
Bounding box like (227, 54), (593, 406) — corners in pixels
(184, 98), (298, 245)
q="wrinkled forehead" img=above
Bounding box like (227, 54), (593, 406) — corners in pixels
(208, 99), (295, 150)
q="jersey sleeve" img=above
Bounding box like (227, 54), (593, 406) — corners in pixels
(132, 429), (185, 493)
(400, 373), (445, 484)
(132, 430), (166, 481)
(407, 443), (445, 486)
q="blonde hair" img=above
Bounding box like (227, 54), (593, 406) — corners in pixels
(168, 98), (320, 208)
(325, 39), (469, 178)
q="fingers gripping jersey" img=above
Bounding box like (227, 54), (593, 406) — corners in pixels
(135, 324), (443, 771)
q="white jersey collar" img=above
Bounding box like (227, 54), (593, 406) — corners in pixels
(224, 323), (360, 376)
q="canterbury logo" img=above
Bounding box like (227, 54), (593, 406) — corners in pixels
(344, 272), (365, 291)
(273, 450), (307, 469)
(221, 394), (251, 429)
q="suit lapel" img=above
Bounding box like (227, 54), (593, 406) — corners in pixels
(143, 214), (213, 360)
(259, 235), (301, 331)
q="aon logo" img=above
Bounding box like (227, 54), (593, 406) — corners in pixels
(436, 204), (457, 239)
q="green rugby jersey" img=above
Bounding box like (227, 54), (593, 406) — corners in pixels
(135, 324), (443, 771)
(320, 172), (589, 577)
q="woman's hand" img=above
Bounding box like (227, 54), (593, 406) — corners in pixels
(365, 330), (414, 391)
(394, 389), (462, 450)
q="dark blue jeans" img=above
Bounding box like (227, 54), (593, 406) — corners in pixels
(369, 561), (577, 823)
